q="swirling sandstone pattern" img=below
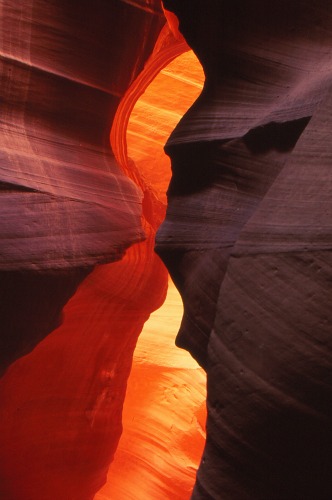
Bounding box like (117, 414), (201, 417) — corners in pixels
(0, 0), (165, 370)
(0, 1), (171, 498)
(157, 1), (332, 498)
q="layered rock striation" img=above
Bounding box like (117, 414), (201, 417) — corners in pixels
(0, 0), (165, 370)
(0, 1), (173, 498)
(157, 1), (332, 498)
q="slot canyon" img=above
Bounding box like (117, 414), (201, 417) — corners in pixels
(1, 1), (332, 499)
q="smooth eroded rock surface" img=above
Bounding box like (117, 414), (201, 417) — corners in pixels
(0, 1), (175, 499)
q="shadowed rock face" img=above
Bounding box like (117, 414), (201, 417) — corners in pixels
(157, 1), (332, 498)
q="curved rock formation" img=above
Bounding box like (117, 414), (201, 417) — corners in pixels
(157, 1), (332, 498)
(0, 2), (209, 498)
(0, 0), (165, 371)
(0, 1), (173, 498)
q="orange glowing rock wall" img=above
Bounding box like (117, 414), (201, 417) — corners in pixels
(95, 46), (206, 499)
(0, 1), (193, 498)
(96, 280), (206, 500)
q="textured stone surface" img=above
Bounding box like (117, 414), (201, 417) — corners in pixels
(157, 1), (332, 498)
(0, 0), (166, 370)
(0, 0), (164, 271)
(0, 2), (208, 498)
(0, 1), (171, 498)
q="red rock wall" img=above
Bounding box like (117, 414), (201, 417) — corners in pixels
(0, 1), (172, 498)
(0, 0), (165, 369)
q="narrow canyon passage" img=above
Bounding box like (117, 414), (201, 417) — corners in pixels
(96, 280), (206, 500)
(95, 47), (207, 499)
